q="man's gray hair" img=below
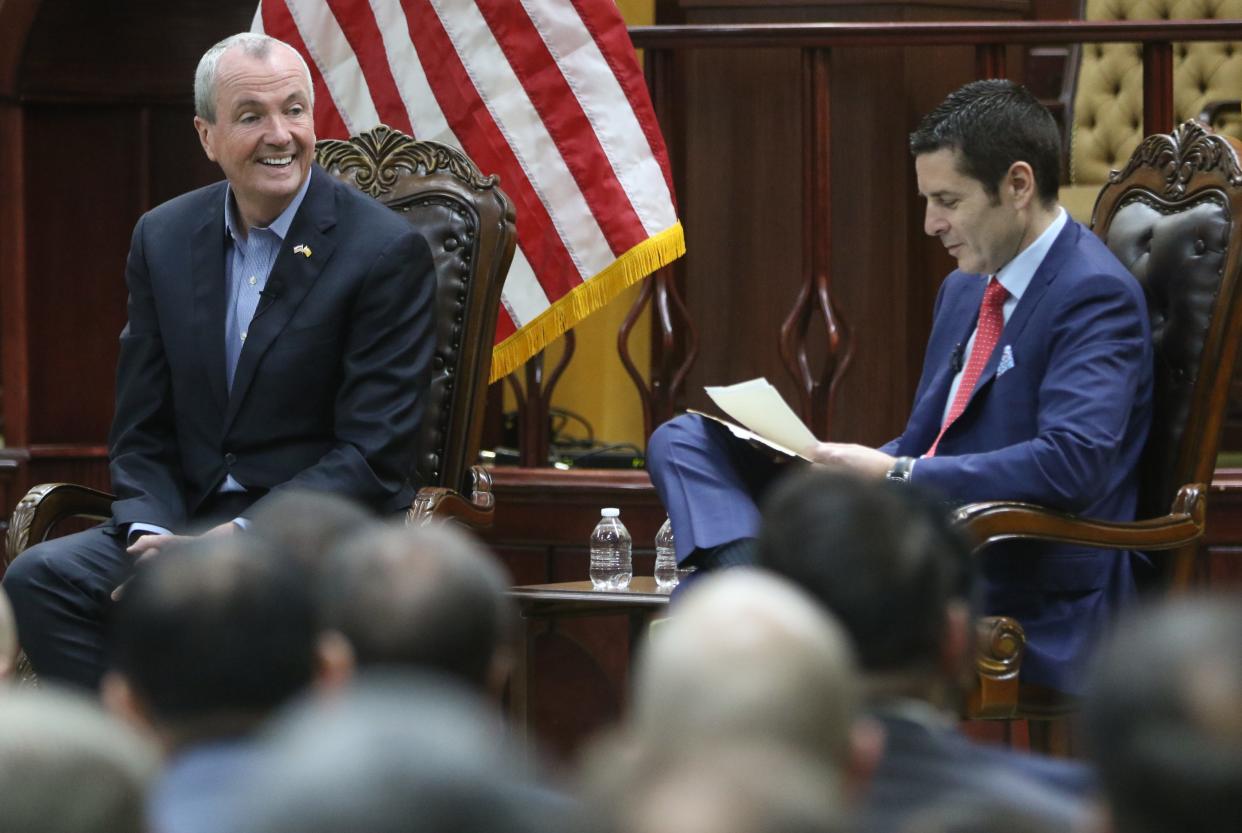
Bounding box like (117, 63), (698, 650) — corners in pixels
(194, 32), (315, 123)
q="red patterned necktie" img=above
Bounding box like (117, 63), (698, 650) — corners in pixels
(927, 278), (1008, 457)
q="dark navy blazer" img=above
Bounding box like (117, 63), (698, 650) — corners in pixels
(108, 166), (437, 531)
(881, 219), (1153, 692)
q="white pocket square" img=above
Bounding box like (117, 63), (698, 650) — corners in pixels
(996, 345), (1015, 377)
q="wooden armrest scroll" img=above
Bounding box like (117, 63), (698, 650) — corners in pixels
(5, 483), (116, 567)
(968, 614), (1026, 719)
(406, 466), (495, 529)
(951, 483), (1205, 553)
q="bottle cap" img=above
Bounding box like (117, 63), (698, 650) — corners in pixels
(601, 507), (620, 518)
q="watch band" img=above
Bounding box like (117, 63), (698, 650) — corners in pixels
(885, 456), (915, 484)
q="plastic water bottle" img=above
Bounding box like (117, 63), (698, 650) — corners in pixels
(589, 508), (632, 590)
(654, 517), (678, 590)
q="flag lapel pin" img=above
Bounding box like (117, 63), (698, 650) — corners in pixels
(293, 244), (312, 258)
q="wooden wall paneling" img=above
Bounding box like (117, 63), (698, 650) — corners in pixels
(0, 102), (27, 513)
(19, 0), (258, 101)
(23, 104), (140, 445)
(0, 102), (29, 448)
(673, 2), (1029, 446)
(678, 45), (805, 416)
(0, 0), (41, 95)
(0, 0), (258, 511)
(148, 105), (222, 207)
(1141, 40), (1174, 137)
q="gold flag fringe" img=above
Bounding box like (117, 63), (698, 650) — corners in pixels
(488, 222), (686, 383)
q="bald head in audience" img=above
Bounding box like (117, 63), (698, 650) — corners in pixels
(582, 739), (847, 833)
(627, 569), (867, 772)
(320, 523), (517, 698)
(579, 570), (867, 832)
(1085, 596), (1242, 833)
(0, 687), (158, 833)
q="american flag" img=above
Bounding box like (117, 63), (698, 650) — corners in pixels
(253, 0), (684, 380)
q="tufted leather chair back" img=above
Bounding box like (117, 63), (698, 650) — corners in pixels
(315, 127), (516, 498)
(1068, 0), (1242, 197)
(1091, 122), (1242, 563)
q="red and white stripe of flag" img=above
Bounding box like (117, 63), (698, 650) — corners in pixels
(253, 0), (684, 380)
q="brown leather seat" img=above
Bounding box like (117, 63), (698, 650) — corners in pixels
(960, 120), (1242, 744)
(5, 126), (515, 564)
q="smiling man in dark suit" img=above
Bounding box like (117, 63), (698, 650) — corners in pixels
(647, 80), (1152, 694)
(3, 32), (436, 689)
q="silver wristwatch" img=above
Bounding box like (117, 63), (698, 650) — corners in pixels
(885, 456), (915, 484)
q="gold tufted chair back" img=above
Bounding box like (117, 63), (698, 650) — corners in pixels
(1063, 0), (1242, 221)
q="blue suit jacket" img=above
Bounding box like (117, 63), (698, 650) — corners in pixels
(881, 219), (1153, 691)
(108, 166), (436, 530)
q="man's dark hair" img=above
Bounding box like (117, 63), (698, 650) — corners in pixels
(910, 79), (1061, 206)
(239, 673), (559, 833)
(107, 536), (318, 732)
(756, 468), (974, 672)
(1084, 597), (1242, 833)
(319, 525), (516, 690)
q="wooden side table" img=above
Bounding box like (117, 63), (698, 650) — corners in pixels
(506, 578), (671, 739)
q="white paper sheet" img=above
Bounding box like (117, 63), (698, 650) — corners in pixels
(703, 378), (819, 457)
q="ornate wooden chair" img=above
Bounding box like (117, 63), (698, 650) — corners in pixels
(959, 121), (1242, 739)
(5, 125), (515, 565)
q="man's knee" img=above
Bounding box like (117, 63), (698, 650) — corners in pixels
(648, 413), (704, 468)
(2, 542), (60, 598)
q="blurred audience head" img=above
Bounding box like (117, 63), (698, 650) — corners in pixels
(1084, 596), (1242, 833)
(0, 585), (18, 682)
(909, 79), (1061, 208)
(320, 523), (517, 697)
(247, 489), (375, 577)
(103, 535), (323, 748)
(580, 739), (847, 833)
(239, 671), (563, 833)
(757, 468), (975, 699)
(0, 686), (158, 833)
(627, 568), (870, 776)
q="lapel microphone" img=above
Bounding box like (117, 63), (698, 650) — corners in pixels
(950, 342), (965, 373)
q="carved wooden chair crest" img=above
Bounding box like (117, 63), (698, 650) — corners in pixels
(4, 126), (514, 566)
(959, 120), (1242, 730)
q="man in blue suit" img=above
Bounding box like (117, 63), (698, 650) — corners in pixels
(646, 80), (1152, 693)
(3, 32), (436, 689)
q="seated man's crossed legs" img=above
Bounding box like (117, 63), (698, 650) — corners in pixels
(646, 413), (792, 573)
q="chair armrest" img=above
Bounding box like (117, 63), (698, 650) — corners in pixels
(407, 466), (495, 529)
(968, 615), (1026, 719)
(6, 483), (116, 567)
(951, 483), (1205, 553)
